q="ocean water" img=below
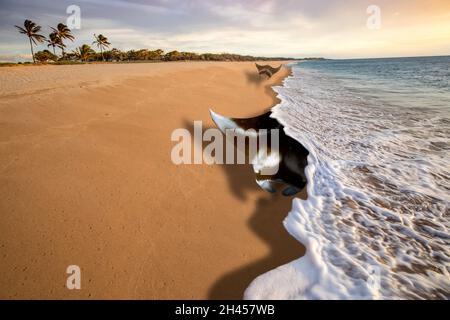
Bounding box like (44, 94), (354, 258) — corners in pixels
(245, 56), (450, 299)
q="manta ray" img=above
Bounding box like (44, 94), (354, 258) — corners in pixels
(255, 63), (282, 78)
(210, 109), (309, 196)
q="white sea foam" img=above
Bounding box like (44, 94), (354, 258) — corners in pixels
(245, 64), (450, 300)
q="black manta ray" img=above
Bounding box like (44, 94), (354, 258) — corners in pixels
(255, 63), (282, 78)
(210, 109), (309, 196)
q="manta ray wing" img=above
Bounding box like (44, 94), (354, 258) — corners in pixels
(269, 65), (282, 74)
(255, 64), (282, 78)
(255, 63), (265, 72)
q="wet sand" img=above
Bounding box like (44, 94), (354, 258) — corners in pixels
(0, 61), (306, 299)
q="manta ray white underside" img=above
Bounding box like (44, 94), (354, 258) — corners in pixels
(210, 109), (309, 196)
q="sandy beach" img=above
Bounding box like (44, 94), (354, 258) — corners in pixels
(0, 61), (306, 299)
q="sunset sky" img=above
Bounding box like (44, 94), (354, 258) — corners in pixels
(1, 0), (449, 61)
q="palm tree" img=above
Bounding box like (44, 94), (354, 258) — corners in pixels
(15, 20), (46, 63)
(46, 32), (63, 56)
(73, 44), (95, 62)
(92, 34), (110, 61)
(51, 23), (74, 57)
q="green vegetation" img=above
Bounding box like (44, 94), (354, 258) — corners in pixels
(34, 49), (58, 63)
(13, 18), (296, 65)
(92, 34), (111, 61)
(73, 44), (96, 62)
(0, 62), (20, 67)
(14, 20), (46, 63)
(298, 57), (327, 61)
(51, 23), (74, 57)
(46, 32), (63, 55)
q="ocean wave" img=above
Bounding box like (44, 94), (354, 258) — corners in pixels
(245, 63), (450, 300)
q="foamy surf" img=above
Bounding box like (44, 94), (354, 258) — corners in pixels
(245, 58), (450, 300)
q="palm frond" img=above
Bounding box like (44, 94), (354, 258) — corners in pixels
(31, 34), (46, 43)
(15, 25), (27, 34)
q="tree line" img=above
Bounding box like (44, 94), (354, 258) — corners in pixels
(15, 19), (293, 64)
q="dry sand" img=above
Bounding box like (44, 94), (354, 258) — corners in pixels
(0, 61), (306, 299)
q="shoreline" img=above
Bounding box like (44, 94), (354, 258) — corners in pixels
(245, 56), (450, 299)
(0, 61), (306, 299)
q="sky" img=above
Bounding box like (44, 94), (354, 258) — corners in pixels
(1, 0), (450, 61)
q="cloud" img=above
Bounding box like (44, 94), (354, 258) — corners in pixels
(1, 0), (449, 60)
(0, 53), (31, 62)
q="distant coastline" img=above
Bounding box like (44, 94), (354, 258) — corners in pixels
(0, 53), (327, 67)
